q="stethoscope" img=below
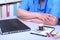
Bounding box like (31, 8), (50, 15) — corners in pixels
(33, 0), (48, 13)
(44, 0), (48, 13)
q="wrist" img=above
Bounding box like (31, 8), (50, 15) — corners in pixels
(29, 12), (38, 18)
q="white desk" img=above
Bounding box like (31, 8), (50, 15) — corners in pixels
(0, 17), (60, 40)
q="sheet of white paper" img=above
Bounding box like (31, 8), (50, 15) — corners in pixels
(31, 27), (54, 36)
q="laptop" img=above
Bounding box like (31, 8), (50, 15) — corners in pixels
(0, 18), (31, 35)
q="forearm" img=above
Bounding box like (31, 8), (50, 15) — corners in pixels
(17, 8), (39, 19)
(26, 18), (43, 24)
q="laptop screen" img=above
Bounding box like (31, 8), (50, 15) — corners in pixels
(0, 19), (30, 35)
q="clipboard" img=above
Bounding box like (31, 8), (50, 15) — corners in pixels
(31, 26), (55, 37)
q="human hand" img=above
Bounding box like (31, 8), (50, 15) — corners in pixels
(36, 13), (58, 26)
(23, 13), (51, 24)
(20, 12), (58, 26)
(46, 15), (58, 26)
(24, 13), (58, 26)
(36, 13), (53, 25)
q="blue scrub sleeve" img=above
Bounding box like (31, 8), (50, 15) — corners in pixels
(19, 0), (29, 10)
(50, 0), (60, 18)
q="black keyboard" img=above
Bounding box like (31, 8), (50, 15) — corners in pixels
(0, 19), (31, 35)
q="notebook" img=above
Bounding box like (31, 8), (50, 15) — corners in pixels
(0, 18), (31, 35)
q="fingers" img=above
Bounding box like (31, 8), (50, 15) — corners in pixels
(39, 14), (58, 26)
(37, 14), (51, 25)
(38, 14), (50, 22)
(47, 16), (58, 26)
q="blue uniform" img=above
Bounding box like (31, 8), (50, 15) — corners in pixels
(19, 0), (60, 24)
(19, 0), (60, 18)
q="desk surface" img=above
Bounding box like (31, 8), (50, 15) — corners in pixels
(0, 17), (60, 40)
